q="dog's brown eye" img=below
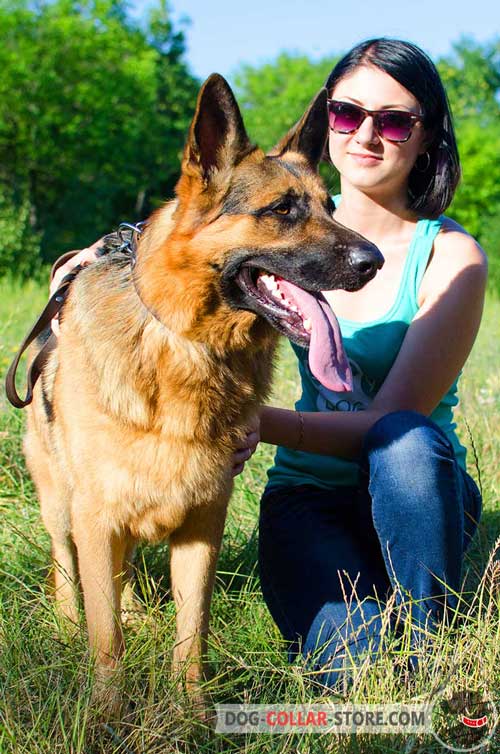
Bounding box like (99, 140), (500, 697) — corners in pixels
(256, 196), (297, 219)
(273, 203), (291, 215)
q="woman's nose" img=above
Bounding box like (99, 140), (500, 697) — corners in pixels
(355, 115), (379, 146)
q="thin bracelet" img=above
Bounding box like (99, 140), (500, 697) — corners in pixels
(295, 411), (305, 451)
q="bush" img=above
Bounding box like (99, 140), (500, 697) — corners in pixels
(0, 185), (41, 279)
(479, 212), (500, 295)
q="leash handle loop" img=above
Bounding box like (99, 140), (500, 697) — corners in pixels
(5, 274), (75, 408)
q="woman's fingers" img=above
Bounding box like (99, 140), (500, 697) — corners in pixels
(231, 463), (246, 478)
(246, 430), (260, 453)
(234, 429), (260, 452)
(51, 313), (61, 338)
(233, 448), (253, 464)
(231, 421), (262, 477)
(50, 238), (105, 336)
(50, 238), (105, 296)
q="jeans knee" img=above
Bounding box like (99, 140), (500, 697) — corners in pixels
(362, 414), (468, 571)
(363, 410), (453, 478)
(362, 411), (459, 528)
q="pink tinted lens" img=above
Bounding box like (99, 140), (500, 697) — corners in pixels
(377, 111), (413, 141)
(329, 103), (363, 133)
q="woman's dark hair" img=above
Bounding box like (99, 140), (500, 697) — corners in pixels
(325, 38), (460, 218)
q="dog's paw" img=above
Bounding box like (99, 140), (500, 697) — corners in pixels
(91, 664), (126, 721)
(178, 674), (216, 728)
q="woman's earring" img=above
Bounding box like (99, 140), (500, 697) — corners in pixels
(415, 152), (431, 173)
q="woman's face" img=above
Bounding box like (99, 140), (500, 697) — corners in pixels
(328, 64), (428, 199)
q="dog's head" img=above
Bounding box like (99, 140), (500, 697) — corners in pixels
(135, 74), (383, 391)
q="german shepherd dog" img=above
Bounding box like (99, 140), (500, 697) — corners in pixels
(24, 74), (382, 714)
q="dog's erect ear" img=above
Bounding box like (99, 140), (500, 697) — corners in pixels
(269, 88), (328, 171)
(181, 74), (253, 183)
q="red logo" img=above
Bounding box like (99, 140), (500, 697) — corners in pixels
(460, 715), (488, 729)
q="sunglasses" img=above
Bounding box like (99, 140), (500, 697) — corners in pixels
(327, 99), (423, 143)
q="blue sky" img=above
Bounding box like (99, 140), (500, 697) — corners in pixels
(130, 0), (500, 81)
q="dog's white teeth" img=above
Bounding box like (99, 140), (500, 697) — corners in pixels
(260, 275), (299, 311)
(260, 273), (278, 292)
(303, 318), (312, 332)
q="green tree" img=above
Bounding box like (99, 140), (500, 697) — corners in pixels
(234, 53), (336, 150)
(0, 182), (41, 279)
(438, 37), (500, 121)
(448, 120), (500, 239)
(233, 53), (341, 191)
(439, 38), (500, 285)
(0, 0), (198, 272)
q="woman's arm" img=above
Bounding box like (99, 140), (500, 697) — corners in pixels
(259, 405), (385, 459)
(259, 228), (488, 460)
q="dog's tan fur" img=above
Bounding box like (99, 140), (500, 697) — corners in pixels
(23, 75), (379, 714)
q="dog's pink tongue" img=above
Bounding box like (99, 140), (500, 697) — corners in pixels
(277, 279), (352, 392)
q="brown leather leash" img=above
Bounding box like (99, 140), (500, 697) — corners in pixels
(5, 222), (144, 409)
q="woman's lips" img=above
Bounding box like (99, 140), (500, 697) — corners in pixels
(349, 153), (383, 166)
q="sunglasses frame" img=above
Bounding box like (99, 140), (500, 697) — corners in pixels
(326, 99), (423, 143)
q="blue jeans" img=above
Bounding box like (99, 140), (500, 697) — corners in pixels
(258, 411), (482, 688)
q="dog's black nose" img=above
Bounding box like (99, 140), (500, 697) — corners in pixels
(349, 245), (384, 278)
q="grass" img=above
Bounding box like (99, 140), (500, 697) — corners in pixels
(0, 277), (499, 753)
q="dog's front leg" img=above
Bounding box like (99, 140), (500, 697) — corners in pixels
(170, 500), (228, 705)
(72, 505), (128, 716)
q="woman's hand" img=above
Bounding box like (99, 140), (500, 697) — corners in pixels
(231, 414), (261, 477)
(50, 238), (105, 335)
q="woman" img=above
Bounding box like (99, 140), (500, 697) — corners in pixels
(233, 38), (486, 687)
(51, 38), (487, 688)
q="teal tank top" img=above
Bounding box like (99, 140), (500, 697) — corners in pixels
(266, 200), (467, 490)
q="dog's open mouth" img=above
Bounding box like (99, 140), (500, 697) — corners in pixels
(236, 266), (352, 392)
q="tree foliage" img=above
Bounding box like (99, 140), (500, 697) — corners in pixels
(438, 39), (500, 250)
(437, 38), (500, 121)
(0, 182), (41, 279)
(234, 53), (335, 151)
(0, 0), (198, 269)
(1, 12), (500, 290)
